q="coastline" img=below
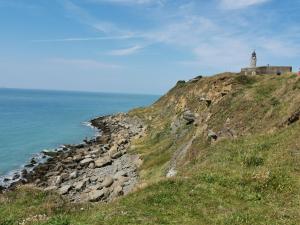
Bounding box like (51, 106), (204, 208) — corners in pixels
(1, 113), (145, 203)
(0, 121), (97, 190)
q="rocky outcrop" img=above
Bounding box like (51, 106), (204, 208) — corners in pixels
(19, 113), (146, 203)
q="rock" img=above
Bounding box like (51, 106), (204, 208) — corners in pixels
(90, 176), (98, 182)
(111, 151), (123, 159)
(60, 173), (69, 181)
(88, 162), (95, 169)
(117, 138), (128, 146)
(114, 185), (124, 196)
(30, 158), (37, 164)
(69, 170), (78, 179)
(189, 75), (203, 83)
(73, 154), (83, 162)
(59, 184), (72, 195)
(42, 150), (58, 157)
(208, 130), (218, 140)
(183, 111), (196, 124)
(80, 158), (94, 166)
(113, 170), (127, 180)
(52, 176), (62, 186)
(166, 168), (177, 178)
(21, 169), (28, 177)
(88, 190), (105, 202)
(12, 173), (20, 180)
(74, 181), (86, 191)
(102, 176), (114, 188)
(95, 156), (112, 168)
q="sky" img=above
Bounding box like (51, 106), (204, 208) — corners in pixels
(0, 0), (300, 94)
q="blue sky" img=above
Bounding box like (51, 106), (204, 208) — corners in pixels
(0, 0), (299, 94)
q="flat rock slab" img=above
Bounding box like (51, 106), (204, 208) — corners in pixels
(80, 158), (94, 166)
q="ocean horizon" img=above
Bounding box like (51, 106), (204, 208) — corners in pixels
(0, 88), (159, 177)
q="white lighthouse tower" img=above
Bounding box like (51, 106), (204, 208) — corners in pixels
(250, 50), (257, 68)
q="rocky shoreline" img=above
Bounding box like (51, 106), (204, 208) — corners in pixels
(0, 113), (145, 203)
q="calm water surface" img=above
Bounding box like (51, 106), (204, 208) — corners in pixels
(0, 88), (158, 176)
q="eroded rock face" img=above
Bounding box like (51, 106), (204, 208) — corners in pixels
(21, 113), (145, 203)
(183, 110), (196, 124)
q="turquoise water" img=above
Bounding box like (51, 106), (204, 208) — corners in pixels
(0, 88), (158, 176)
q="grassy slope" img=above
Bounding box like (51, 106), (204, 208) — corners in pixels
(1, 73), (299, 225)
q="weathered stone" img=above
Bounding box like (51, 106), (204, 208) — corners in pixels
(95, 156), (112, 168)
(114, 185), (123, 196)
(208, 130), (218, 140)
(88, 162), (95, 169)
(60, 173), (69, 181)
(80, 158), (94, 166)
(51, 176), (62, 186)
(183, 111), (196, 123)
(111, 151), (123, 159)
(74, 181), (86, 191)
(102, 176), (114, 188)
(69, 171), (78, 179)
(73, 155), (83, 162)
(117, 138), (128, 146)
(59, 184), (72, 195)
(88, 190), (104, 202)
(42, 150), (58, 157)
(113, 171), (127, 180)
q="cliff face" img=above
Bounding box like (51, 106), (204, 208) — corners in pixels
(129, 73), (300, 181)
(1, 73), (300, 225)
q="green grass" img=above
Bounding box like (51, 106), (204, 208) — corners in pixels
(1, 73), (299, 225)
(1, 122), (299, 225)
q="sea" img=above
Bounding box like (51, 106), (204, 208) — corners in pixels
(0, 88), (158, 178)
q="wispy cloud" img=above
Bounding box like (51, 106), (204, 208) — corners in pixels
(31, 36), (134, 43)
(55, 0), (299, 72)
(62, 0), (133, 36)
(108, 45), (144, 56)
(219, 0), (270, 10)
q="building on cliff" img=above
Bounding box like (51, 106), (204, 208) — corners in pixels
(241, 51), (292, 75)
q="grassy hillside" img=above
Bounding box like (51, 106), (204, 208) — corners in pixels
(1, 73), (299, 225)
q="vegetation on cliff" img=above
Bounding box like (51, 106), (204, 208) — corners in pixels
(1, 73), (299, 225)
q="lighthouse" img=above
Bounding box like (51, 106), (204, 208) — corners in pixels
(250, 50), (257, 68)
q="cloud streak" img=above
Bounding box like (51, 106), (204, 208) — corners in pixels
(219, 0), (270, 10)
(108, 45), (144, 56)
(31, 35), (135, 42)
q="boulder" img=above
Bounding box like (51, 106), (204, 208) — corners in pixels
(88, 162), (95, 169)
(183, 111), (196, 124)
(114, 185), (124, 196)
(80, 158), (94, 166)
(208, 130), (218, 140)
(74, 180), (86, 191)
(88, 190), (104, 202)
(111, 151), (123, 159)
(42, 150), (58, 157)
(102, 176), (114, 188)
(59, 184), (72, 195)
(95, 156), (112, 168)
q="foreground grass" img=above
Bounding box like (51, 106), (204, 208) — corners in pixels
(1, 121), (299, 225)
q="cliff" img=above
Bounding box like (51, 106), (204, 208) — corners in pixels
(1, 72), (300, 225)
